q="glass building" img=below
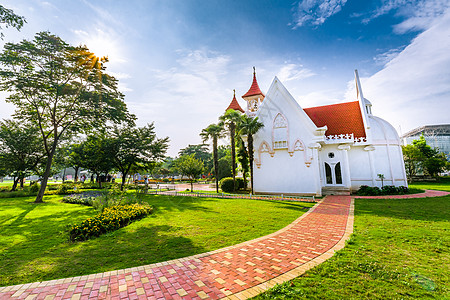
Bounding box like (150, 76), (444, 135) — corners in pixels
(402, 124), (450, 157)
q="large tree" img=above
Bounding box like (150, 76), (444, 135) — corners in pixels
(110, 123), (169, 190)
(0, 119), (45, 191)
(0, 5), (26, 39)
(0, 32), (134, 202)
(178, 144), (212, 171)
(219, 109), (242, 192)
(238, 115), (264, 194)
(200, 123), (225, 193)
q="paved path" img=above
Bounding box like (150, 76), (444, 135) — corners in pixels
(0, 196), (354, 300)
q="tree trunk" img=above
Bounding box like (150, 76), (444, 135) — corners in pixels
(90, 174), (94, 182)
(74, 166), (79, 182)
(35, 143), (58, 203)
(190, 180), (193, 192)
(19, 176), (24, 188)
(96, 173), (102, 188)
(121, 172), (127, 191)
(11, 176), (19, 192)
(62, 168), (66, 183)
(230, 122), (236, 192)
(248, 134), (254, 195)
(213, 137), (219, 193)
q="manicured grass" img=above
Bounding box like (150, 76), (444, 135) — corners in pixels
(0, 194), (314, 286)
(254, 195), (450, 299)
(409, 176), (450, 192)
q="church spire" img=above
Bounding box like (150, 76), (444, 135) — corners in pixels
(242, 67), (265, 116)
(225, 89), (244, 113)
(242, 67), (265, 98)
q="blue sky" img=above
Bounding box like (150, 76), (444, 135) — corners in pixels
(1, 0), (449, 156)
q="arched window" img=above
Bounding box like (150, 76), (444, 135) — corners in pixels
(335, 162), (343, 184)
(325, 163), (332, 184)
(273, 113), (288, 149)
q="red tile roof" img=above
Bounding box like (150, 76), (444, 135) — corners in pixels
(226, 92), (244, 113)
(304, 101), (366, 138)
(242, 71), (265, 98)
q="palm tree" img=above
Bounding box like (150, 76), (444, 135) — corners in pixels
(238, 114), (264, 194)
(219, 109), (242, 192)
(200, 123), (225, 193)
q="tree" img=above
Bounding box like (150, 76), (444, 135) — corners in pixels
(219, 109), (242, 192)
(0, 32), (134, 203)
(237, 138), (249, 188)
(0, 5), (26, 39)
(175, 154), (204, 192)
(238, 115), (264, 194)
(200, 123), (225, 193)
(402, 144), (423, 178)
(178, 144), (212, 171)
(109, 123), (169, 190)
(0, 119), (45, 191)
(78, 134), (115, 188)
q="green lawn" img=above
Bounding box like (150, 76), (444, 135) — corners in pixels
(0, 194), (314, 286)
(254, 195), (450, 299)
(409, 176), (450, 192)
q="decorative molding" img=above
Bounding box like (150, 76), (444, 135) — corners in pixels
(255, 140), (274, 168)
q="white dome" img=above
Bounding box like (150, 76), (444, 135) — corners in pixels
(368, 115), (400, 142)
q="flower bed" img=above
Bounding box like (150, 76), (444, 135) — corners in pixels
(62, 191), (104, 206)
(68, 203), (153, 241)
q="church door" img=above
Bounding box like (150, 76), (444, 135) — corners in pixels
(324, 162), (343, 185)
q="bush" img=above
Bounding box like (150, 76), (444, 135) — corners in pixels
(219, 177), (235, 193)
(56, 184), (74, 195)
(236, 177), (245, 190)
(68, 203), (153, 241)
(29, 182), (40, 194)
(356, 185), (410, 196)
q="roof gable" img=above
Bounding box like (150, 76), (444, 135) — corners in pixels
(304, 101), (366, 138)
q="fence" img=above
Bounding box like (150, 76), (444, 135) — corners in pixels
(146, 189), (316, 203)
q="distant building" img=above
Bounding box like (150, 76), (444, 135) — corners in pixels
(402, 124), (450, 156)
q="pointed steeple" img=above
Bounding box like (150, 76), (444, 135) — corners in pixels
(242, 67), (265, 116)
(242, 67), (265, 98)
(226, 89), (244, 113)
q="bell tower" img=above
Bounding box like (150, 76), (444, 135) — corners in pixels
(242, 67), (265, 117)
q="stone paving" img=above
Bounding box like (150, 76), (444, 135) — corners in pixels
(0, 195), (353, 300)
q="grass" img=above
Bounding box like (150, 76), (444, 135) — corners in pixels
(254, 195), (450, 299)
(409, 176), (450, 192)
(0, 193), (314, 286)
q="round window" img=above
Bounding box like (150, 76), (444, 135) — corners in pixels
(328, 152), (335, 158)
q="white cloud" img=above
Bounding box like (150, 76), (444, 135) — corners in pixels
(373, 46), (405, 66)
(277, 64), (315, 82)
(129, 49), (234, 156)
(361, 0), (450, 33)
(292, 0), (348, 28)
(346, 8), (450, 134)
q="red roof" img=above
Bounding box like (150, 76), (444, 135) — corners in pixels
(304, 101), (366, 138)
(226, 91), (244, 113)
(242, 71), (265, 98)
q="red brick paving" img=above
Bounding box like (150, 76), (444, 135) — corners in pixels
(1, 196), (354, 299)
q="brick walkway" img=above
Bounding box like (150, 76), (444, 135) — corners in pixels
(0, 196), (353, 300)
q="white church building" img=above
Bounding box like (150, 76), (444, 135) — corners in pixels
(233, 69), (408, 196)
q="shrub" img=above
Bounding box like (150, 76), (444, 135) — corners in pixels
(219, 177), (234, 193)
(356, 185), (410, 196)
(29, 182), (40, 194)
(236, 177), (245, 190)
(56, 184), (74, 195)
(68, 203), (153, 241)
